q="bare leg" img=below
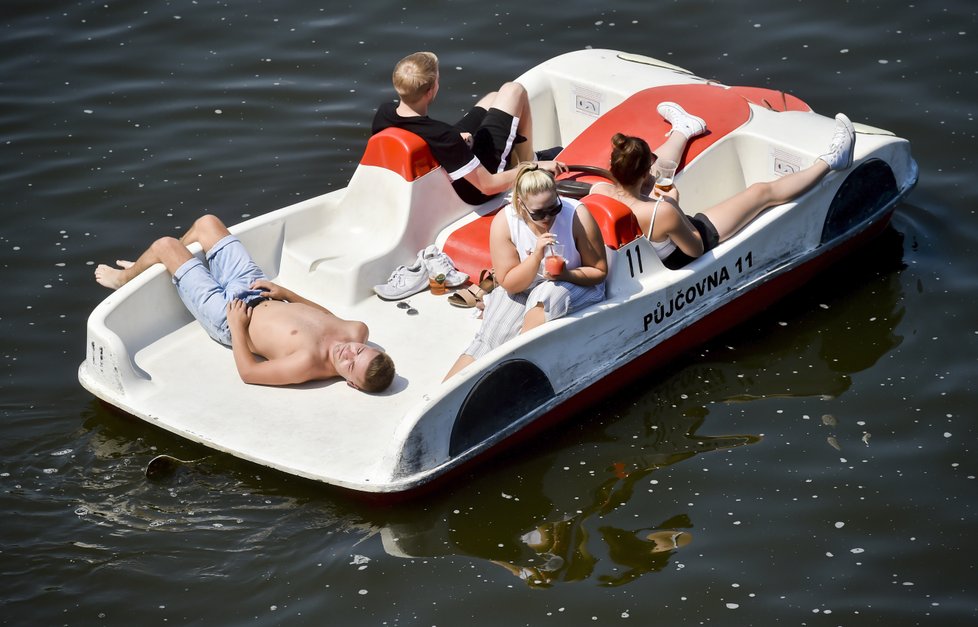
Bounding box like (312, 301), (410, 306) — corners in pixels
(94, 214), (231, 290)
(480, 82), (534, 162)
(650, 132), (692, 168)
(702, 161), (831, 241)
(179, 214), (231, 252)
(473, 91), (498, 109)
(520, 303), (546, 334)
(445, 302), (546, 380)
(94, 236), (192, 290)
(443, 354), (475, 381)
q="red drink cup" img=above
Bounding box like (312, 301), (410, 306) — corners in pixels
(545, 254), (565, 276)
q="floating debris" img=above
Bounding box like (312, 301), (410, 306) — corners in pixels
(861, 432), (872, 446)
(821, 414), (837, 427)
(827, 436), (841, 451)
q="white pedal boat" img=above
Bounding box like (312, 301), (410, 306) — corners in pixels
(79, 49), (917, 496)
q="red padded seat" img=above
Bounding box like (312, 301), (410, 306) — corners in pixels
(556, 84), (753, 185)
(360, 127), (439, 181)
(442, 194), (641, 281)
(442, 210), (500, 281)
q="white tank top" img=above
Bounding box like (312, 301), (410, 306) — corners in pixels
(504, 198), (582, 278)
(590, 182), (676, 260)
(647, 196), (678, 260)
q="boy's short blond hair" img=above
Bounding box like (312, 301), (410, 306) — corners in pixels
(393, 51), (439, 105)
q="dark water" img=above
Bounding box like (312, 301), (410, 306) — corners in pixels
(2, 1), (976, 625)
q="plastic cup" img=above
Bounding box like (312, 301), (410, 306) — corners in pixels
(545, 244), (565, 276)
(653, 159), (678, 192)
(429, 274), (447, 295)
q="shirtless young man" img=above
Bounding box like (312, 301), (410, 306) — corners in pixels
(94, 214), (395, 392)
(371, 51), (565, 205)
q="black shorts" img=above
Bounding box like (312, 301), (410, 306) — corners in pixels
(454, 106), (521, 173)
(663, 213), (721, 270)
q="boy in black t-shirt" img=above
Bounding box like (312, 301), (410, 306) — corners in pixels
(372, 51), (564, 205)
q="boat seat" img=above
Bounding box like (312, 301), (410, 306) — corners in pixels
(361, 127), (642, 281)
(442, 209), (499, 281)
(555, 83), (808, 188)
(360, 84), (810, 286)
(360, 85), (808, 186)
(360, 127), (441, 181)
(442, 194), (641, 281)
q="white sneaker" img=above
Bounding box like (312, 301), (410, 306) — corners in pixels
(657, 101), (707, 139)
(818, 113), (856, 171)
(373, 251), (429, 300)
(422, 245), (468, 287)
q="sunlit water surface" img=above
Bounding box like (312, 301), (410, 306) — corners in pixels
(2, 1), (976, 625)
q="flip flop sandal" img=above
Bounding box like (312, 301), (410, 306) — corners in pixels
(448, 284), (485, 308)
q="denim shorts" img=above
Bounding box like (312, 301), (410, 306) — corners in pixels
(172, 235), (267, 346)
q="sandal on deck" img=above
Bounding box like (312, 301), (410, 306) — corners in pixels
(447, 269), (497, 309)
(448, 284), (485, 308)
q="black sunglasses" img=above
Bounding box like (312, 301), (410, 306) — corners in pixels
(521, 196), (562, 221)
(396, 301), (418, 315)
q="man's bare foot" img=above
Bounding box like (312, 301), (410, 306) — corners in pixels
(94, 260), (134, 290)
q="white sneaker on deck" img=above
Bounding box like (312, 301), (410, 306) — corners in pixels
(657, 101), (707, 139)
(818, 113), (856, 171)
(422, 245), (468, 287)
(373, 251), (429, 300)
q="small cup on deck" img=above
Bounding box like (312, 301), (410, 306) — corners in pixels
(653, 159), (678, 193)
(544, 244), (566, 277)
(429, 273), (447, 295)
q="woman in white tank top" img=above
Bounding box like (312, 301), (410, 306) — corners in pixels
(444, 163), (609, 379)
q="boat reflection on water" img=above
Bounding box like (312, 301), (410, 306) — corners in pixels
(380, 226), (907, 587)
(381, 398), (757, 587)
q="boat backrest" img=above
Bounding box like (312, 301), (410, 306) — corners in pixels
(580, 193), (644, 249)
(441, 193), (642, 281)
(360, 127), (441, 181)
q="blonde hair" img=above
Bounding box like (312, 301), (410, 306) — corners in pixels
(512, 162), (557, 221)
(393, 51), (439, 105)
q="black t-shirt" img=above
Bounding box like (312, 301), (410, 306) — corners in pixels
(371, 101), (489, 205)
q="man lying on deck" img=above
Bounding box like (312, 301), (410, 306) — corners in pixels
(94, 214), (395, 392)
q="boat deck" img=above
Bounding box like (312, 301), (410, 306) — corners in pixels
(118, 275), (485, 487)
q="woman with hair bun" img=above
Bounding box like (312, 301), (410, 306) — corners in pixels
(591, 102), (856, 269)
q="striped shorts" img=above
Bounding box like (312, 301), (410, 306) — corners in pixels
(464, 279), (606, 360)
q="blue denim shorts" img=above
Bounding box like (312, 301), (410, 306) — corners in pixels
(172, 235), (267, 346)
